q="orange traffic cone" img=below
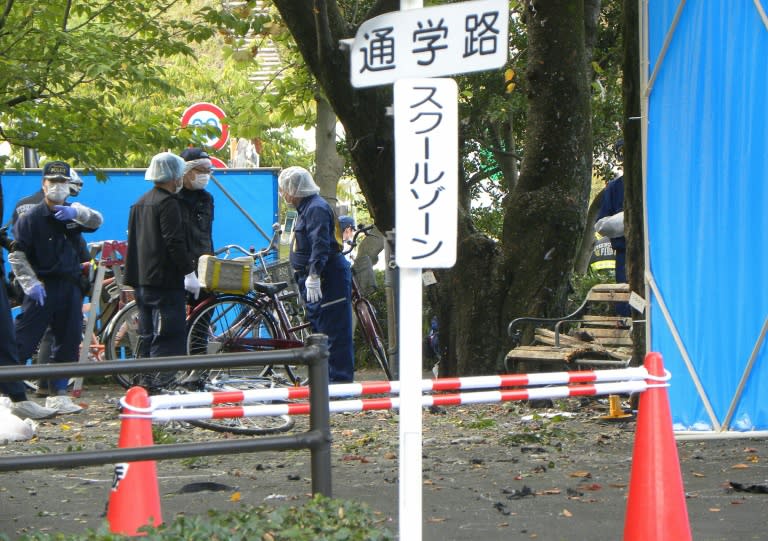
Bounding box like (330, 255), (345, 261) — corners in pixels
(107, 386), (163, 536)
(623, 352), (691, 540)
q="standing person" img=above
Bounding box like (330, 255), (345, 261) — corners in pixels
(338, 215), (356, 264)
(178, 147), (214, 304)
(12, 168), (91, 397)
(0, 177), (58, 420)
(10, 161), (103, 414)
(595, 139), (629, 316)
(279, 166), (354, 383)
(124, 152), (200, 360)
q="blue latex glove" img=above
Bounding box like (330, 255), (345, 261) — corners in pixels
(53, 205), (77, 221)
(28, 283), (46, 306)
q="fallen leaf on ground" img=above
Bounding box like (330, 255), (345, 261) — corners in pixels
(561, 509), (573, 517)
(692, 471), (705, 477)
(569, 471), (591, 478)
(731, 463), (749, 469)
(340, 454), (369, 463)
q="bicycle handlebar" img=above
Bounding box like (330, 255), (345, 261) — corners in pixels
(341, 224), (375, 255)
(213, 223), (282, 259)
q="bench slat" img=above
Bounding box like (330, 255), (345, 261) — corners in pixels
(505, 283), (634, 373)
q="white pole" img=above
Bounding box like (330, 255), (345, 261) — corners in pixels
(397, 3), (423, 540)
(398, 267), (423, 541)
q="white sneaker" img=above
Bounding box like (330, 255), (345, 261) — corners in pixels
(45, 395), (83, 414)
(11, 400), (58, 420)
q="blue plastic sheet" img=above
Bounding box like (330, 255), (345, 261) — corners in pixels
(1, 167), (279, 281)
(646, 2), (768, 430)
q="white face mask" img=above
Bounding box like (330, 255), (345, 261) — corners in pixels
(190, 173), (209, 190)
(45, 183), (69, 203)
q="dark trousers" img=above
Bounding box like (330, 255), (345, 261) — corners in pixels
(0, 280), (26, 401)
(135, 286), (186, 358)
(298, 254), (354, 382)
(15, 278), (82, 393)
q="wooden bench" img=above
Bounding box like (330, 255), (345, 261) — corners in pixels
(505, 283), (633, 374)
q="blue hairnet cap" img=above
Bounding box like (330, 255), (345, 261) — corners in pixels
(339, 216), (355, 230)
(145, 152), (185, 183)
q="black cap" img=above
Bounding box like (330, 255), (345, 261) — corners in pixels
(42, 161), (72, 180)
(180, 147), (210, 162)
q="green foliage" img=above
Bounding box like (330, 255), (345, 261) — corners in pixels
(10, 495), (393, 541)
(0, 0), (313, 171)
(0, 0), (211, 169)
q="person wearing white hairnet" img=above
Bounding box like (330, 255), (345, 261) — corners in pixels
(178, 147), (214, 268)
(280, 166), (354, 382)
(125, 152), (200, 362)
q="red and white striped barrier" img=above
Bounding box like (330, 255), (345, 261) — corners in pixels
(135, 379), (652, 423)
(147, 366), (651, 411)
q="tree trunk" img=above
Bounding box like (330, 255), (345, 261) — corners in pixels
(314, 95), (345, 206)
(623, 0), (645, 365)
(274, 0), (594, 376)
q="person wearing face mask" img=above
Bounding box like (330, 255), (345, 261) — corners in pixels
(9, 161), (103, 414)
(125, 152), (200, 361)
(178, 147), (215, 311)
(178, 147), (214, 267)
(279, 166), (354, 383)
(11, 167), (93, 398)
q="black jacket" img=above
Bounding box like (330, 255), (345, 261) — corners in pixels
(178, 188), (214, 265)
(125, 186), (194, 289)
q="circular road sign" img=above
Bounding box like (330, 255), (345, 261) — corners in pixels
(180, 102), (229, 151)
(210, 157), (228, 168)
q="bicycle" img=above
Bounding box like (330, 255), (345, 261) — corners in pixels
(102, 230), (303, 435)
(191, 224), (393, 383)
(344, 224), (393, 380)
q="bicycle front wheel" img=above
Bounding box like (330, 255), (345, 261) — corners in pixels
(355, 298), (393, 380)
(104, 301), (192, 391)
(188, 374), (295, 435)
(186, 294), (304, 385)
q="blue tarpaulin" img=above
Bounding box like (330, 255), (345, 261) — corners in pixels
(1, 168), (279, 260)
(645, 2), (768, 431)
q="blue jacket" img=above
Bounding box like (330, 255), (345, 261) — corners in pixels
(13, 202), (86, 279)
(289, 194), (342, 276)
(598, 175), (625, 252)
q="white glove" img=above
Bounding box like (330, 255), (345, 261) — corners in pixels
(595, 211), (624, 238)
(305, 274), (322, 303)
(184, 272), (201, 300)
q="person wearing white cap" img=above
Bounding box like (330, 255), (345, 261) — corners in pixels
(279, 166), (354, 382)
(125, 152), (200, 361)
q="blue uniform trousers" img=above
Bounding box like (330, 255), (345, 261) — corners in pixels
(15, 277), (82, 393)
(298, 254), (354, 382)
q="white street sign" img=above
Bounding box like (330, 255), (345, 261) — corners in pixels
(395, 78), (457, 268)
(349, 0), (508, 88)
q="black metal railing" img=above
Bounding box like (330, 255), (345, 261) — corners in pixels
(0, 334), (332, 496)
